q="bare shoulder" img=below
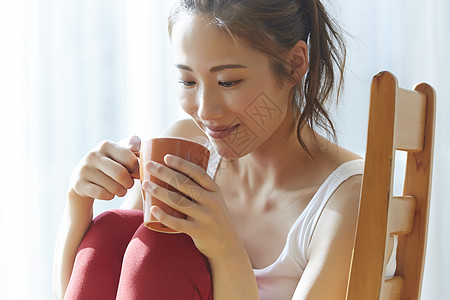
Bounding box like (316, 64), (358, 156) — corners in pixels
(309, 172), (362, 249)
(293, 173), (362, 298)
(316, 140), (363, 213)
(329, 143), (364, 213)
(294, 159), (362, 297)
(160, 118), (207, 141)
(328, 174), (362, 211)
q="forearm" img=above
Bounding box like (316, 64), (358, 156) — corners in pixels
(52, 190), (94, 299)
(209, 243), (260, 300)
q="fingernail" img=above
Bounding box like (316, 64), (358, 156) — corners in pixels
(164, 154), (175, 164)
(143, 180), (153, 191)
(147, 161), (156, 171)
(150, 206), (161, 219)
(129, 135), (140, 151)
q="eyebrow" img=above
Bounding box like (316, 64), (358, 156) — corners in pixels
(175, 64), (247, 73)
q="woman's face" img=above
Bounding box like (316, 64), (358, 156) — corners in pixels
(171, 13), (294, 159)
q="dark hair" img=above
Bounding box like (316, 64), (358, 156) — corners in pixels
(168, 0), (346, 152)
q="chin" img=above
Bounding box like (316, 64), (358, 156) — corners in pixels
(208, 137), (258, 160)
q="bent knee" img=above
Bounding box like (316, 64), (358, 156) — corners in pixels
(79, 209), (143, 250)
(91, 209), (142, 231)
(128, 226), (206, 268)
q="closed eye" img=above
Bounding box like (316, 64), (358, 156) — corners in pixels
(218, 80), (243, 88)
(178, 80), (196, 87)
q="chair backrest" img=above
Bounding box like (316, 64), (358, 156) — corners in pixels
(346, 71), (436, 300)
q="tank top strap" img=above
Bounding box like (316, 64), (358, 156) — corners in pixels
(192, 136), (222, 179)
(292, 159), (365, 267)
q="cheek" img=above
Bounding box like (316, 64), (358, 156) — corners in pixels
(230, 78), (286, 115)
(240, 81), (290, 130)
(225, 81), (266, 111)
(177, 92), (198, 116)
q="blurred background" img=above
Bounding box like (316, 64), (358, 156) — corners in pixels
(0, 0), (448, 299)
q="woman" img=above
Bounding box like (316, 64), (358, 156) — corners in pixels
(53, 0), (368, 299)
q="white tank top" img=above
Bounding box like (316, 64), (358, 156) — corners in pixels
(203, 142), (396, 300)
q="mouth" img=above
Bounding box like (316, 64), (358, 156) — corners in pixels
(205, 124), (239, 139)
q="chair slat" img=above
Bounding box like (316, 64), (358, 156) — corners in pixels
(394, 87), (426, 151)
(346, 71), (397, 300)
(388, 196), (416, 235)
(381, 276), (404, 300)
(395, 82), (435, 300)
(346, 72), (435, 300)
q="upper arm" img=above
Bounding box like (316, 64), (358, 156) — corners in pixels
(120, 118), (206, 211)
(292, 175), (362, 300)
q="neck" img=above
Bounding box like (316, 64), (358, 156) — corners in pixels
(225, 118), (327, 192)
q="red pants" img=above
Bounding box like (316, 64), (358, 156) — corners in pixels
(64, 209), (213, 300)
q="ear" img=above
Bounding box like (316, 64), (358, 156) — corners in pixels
(289, 40), (308, 83)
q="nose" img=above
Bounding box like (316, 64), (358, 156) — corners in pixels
(197, 86), (226, 121)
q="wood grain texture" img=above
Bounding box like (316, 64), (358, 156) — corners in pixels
(346, 71), (435, 300)
(396, 83), (435, 300)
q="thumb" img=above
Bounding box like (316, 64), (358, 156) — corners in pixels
(129, 135), (141, 153)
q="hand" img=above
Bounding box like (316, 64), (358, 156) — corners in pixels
(142, 154), (242, 259)
(69, 136), (141, 201)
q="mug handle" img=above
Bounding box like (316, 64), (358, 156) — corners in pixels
(130, 150), (141, 180)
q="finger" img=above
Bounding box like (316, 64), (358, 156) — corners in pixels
(118, 135), (141, 161)
(145, 160), (208, 204)
(128, 135), (141, 153)
(150, 205), (195, 234)
(75, 180), (116, 200)
(93, 155), (136, 190)
(89, 170), (128, 197)
(98, 140), (139, 175)
(142, 180), (199, 215)
(80, 167), (129, 198)
(165, 154), (217, 192)
(118, 135), (141, 152)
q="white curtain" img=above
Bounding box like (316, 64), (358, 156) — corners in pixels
(0, 0), (447, 299)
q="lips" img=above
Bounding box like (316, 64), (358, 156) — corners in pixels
(205, 124), (239, 139)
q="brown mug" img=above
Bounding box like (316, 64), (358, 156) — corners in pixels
(139, 137), (210, 233)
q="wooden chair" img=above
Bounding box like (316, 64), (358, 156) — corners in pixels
(346, 71), (436, 299)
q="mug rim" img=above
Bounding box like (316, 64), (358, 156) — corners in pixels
(143, 136), (210, 150)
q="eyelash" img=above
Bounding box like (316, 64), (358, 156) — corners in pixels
(177, 80), (243, 88)
(178, 80), (196, 87)
(219, 80), (242, 87)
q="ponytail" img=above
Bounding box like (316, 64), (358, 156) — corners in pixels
(297, 0), (346, 152)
